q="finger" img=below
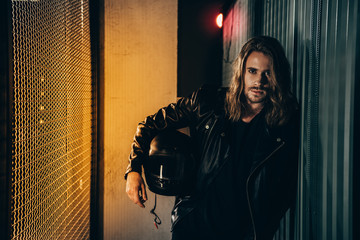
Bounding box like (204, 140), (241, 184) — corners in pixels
(141, 183), (147, 201)
(125, 173), (145, 208)
(134, 193), (145, 208)
(130, 185), (145, 208)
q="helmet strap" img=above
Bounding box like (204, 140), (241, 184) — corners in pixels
(150, 194), (162, 229)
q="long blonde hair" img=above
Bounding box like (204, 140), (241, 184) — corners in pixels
(225, 36), (297, 127)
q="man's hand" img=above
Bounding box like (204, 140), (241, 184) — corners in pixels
(126, 171), (148, 208)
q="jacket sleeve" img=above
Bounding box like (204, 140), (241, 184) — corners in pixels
(124, 88), (205, 179)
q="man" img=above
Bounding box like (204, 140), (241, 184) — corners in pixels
(125, 36), (299, 240)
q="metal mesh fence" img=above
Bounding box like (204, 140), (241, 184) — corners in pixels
(11, 0), (94, 239)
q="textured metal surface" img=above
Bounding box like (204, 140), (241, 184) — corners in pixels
(292, 0), (358, 239)
(292, 0), (322, 239)
(260, 0), (296, 94)
(10, 0), (94, 239)
(314, 0), (357, 239)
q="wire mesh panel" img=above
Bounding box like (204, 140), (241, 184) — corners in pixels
(11, 0), (94, 239)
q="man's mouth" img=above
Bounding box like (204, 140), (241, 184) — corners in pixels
(250, 87), (266, 94)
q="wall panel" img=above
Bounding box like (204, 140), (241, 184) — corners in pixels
(315, 0), (358, 239)
(104, 0), (177, 239)
(223, 0), (358, 239)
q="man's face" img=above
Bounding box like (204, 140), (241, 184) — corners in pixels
(243, 51), (272, 106)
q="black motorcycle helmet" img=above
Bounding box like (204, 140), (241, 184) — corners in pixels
(144, 129), (197, 196)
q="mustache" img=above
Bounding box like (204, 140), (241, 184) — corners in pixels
(250, 86), (268, 91)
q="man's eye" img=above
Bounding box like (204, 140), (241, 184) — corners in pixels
(248, 69), (256, 74)
(265, 71), (271, 77)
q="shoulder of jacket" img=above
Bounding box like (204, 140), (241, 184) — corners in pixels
(195, 84), (227, 102)
(198, 84), (227, 93)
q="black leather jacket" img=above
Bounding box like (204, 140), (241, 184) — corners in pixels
(125, 85), (299, 239)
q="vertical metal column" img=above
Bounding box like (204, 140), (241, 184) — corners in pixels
(89, 0), (104, 239)
(0, 0), (13, 239)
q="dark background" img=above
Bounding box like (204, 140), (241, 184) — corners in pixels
(177, 0), (232, 97)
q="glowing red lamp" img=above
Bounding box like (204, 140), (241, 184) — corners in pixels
(216, 13), (223, 28)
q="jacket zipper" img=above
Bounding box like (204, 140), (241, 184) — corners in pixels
(246, 141), (285, 240)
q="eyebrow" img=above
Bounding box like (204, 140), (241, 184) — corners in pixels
(246, 67), (270, 71)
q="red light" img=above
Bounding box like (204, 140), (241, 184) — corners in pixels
(216, 13), (223, 28)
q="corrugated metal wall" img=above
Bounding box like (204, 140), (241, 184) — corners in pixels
(222, 0), (359, 239)
(310, 0), (358, 239)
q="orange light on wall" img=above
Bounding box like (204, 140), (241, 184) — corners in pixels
(216, 13), (223, 28)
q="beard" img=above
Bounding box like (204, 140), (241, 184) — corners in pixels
(244, 86), (268, 104)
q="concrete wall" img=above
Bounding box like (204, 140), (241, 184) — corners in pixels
(104, 0), (177, 239)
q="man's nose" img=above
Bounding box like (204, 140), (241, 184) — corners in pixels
(259, 73), (269, 85)
(253, 76), (265, 86)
